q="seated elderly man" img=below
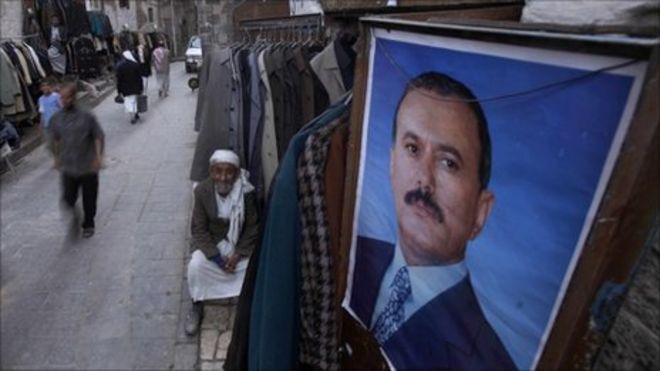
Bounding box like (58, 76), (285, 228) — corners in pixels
(185, 149), (259, 336)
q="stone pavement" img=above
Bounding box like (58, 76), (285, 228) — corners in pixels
(0, 62), (202, 369)
(198, 300), (237, 371)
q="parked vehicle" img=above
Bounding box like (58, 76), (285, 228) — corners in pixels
(185, 36), (202, 73)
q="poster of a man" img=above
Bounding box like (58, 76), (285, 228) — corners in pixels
(344, 28), (647, 370)
(350, 71), (514, 370)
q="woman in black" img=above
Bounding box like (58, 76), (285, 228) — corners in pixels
(115, 50), (144, 124)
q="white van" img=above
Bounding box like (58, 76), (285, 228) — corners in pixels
(185, 36), (202, 73)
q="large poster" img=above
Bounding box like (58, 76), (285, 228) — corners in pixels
(343, 27), (647, 370)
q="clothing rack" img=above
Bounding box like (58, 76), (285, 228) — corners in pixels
(0, 33), (42, 41)
(239, 14), (323, 42)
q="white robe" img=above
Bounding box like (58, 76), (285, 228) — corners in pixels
(187, 250), (249, 301)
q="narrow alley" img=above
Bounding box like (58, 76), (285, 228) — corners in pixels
(1, 62), (200, 369)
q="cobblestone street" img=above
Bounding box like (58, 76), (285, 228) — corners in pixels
(0, 62), (212, 369)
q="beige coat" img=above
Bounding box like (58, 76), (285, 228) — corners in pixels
(310, 42), (346, 104)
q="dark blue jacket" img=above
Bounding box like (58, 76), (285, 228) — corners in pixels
(349, 236), (517, 370)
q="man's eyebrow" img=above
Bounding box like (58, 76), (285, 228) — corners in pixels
(433, 142), (463, 163)
(401, 131), (419, 141)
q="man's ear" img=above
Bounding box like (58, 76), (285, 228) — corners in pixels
(470, 189), (495, 240)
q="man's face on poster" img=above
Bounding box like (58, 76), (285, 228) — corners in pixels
(390, 90), (494, 266)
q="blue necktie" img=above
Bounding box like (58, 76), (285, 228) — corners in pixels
(372, 266), (411, 344)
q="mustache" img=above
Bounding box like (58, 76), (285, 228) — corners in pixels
(404, 188), (444, 224)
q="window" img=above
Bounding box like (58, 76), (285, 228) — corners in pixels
(189, 36), (201, 49)
(148, 7), (154, 23)
(119, 0), (129, 9)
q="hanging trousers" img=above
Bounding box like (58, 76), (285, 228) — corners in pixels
(61, 172), (98, 229)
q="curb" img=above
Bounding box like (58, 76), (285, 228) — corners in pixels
(1, 80), (116, 175)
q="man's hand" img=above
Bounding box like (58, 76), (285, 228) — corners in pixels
(92, 156), (103, 172)
(224, 254), (241, 273)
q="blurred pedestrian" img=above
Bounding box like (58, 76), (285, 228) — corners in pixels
(37, 76), (61, 157)
(116, 49), (143, 124)
(50, 82), (105, 239)
(152, 39), (170, 98)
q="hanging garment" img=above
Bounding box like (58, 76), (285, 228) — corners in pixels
(73, 36), (99, 78)
(22, 42), (47, 78)
(311, 40), (346, 104)
(258, 48), (279, 195)
(248, 99), (351, 371)
(294, 46), (330, 125)
(245, 50), (265, 205)
(264, 48), (289, 160)
(190, 47), (241, 181)
(325, 123), (350, 308)
(1, 44), (33, 85)
(48, 46), (66, 75)
(229, 48), (245, 166)
(335, 38), (357, 92)
(282, 47), (304, 152)
(238, 49), (252, 163)
(298, 111), (348, 370)
(0, 48), (24, 117)
(14, 43), (41, 83)
(194, 45), (215, 132)
(63, 0), (92, 38)
(88, 11), (114, 38)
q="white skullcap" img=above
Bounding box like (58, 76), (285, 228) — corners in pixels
(209, 149), (240, 168)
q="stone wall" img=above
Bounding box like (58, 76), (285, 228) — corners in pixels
(591, 231), (660, 370)
(104, 0), (139, 31)
(0, 1), (24, 39)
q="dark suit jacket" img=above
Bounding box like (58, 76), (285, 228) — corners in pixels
(349, 236), (517, 370)
(190, 178), (260, 259)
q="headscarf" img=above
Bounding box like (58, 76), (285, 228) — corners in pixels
(122, 50), (137, 63)
(210, 150), (254, 257)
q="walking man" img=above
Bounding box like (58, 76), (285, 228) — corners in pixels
(152, 39), (171, 98)
(51, 82), (105, 239)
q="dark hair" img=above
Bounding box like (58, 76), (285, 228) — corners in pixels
(41, 76), (58, 86)
(59, 80), (78, 95)
(392, 71), (492, 189)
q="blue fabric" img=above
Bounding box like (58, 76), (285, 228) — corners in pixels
(209, 254), (225, 269)
(248, 100), (350, 371)
(38, 92), (60, 129)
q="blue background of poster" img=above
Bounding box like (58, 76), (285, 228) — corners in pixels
(355, 37), (634, 369)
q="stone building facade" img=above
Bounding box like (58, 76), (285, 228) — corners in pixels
(0, 1), (24, 40)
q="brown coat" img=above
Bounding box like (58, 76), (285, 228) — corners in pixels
(190, 178), (260, 259)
